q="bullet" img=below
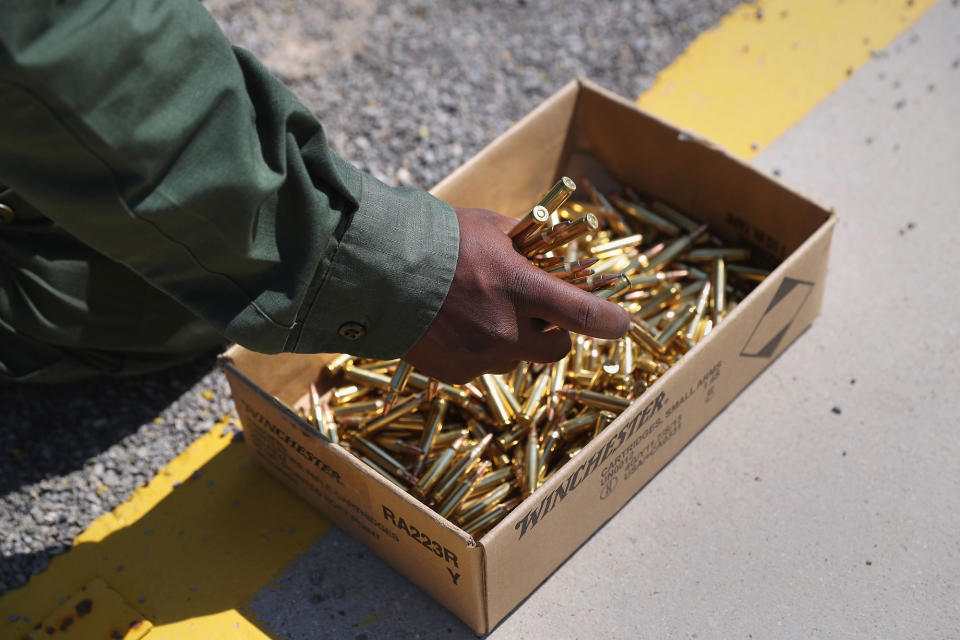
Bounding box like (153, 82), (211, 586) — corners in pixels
(412, 435), (467, 499)
(332, 384), (367, 405)
(592, 272), (630, 300)
(516, 219), (571, 254)
(518, 368), (551, 425)
(462, 499), (521, 536)
(308, 382), (329, 439)
(588, 234), (645, 257)
(650, 201), (700, 233)
(491, 375), (522, 421)
(352, 436), (416, 484)
(679, 278), (708, 300)
(542, 213), (600, 251)
(455, 482), (513, 524)
(537, 176), (577, 214)
(495, 423), (527, 451)
(685, 247), (751, 262)
(469, 466), (515, 495)
(325, 353), (353, 375)
(559, 387), (632, 411)
(383, 360), (414, 413)
(509, 204), (551, 241)
(685, 281), (712, 341)
(437, 461), (490, 517)
(727, 263), (770, 282)
(558, 412), (600, 440)
(574, 273), (622, 292)
(610, 195), (681, 236)
(622, 242), (665, 274)
(359, 456), (406, 489)
(645, 224), (709, 272)
(633, 346), (669, 375)
(356, 358), (400, 371)
(479, 374), (513, 427)
(414, 397), (447, 475)
(538, 429), (562, 480)
(507, 361), (530, 398)
(355, 392), (424, 438)
(628, 318), (664, 354)
(431, 434), (493, 502)
(627, 270), (688, 288)
(634, 284), (682, 320)
(656, 304), (698, 349)
(711, 257), (727, 323)
(331, 399), (384, 418)
(524, 426), (539, 497)
(343, 365), (392, 390)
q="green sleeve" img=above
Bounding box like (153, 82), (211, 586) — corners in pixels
(0, 0), (459, 357)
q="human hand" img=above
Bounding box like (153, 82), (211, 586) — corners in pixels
(404, 207), (630, 384)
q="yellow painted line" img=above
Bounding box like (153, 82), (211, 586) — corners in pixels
(637, 0), (939, 160)
(1, 2), (936, 638)
(0, 419), (331, 639)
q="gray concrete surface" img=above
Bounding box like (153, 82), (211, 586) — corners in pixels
(249, 3), (960, 638)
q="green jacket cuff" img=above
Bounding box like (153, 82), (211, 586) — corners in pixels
(290, 173), (460, 358)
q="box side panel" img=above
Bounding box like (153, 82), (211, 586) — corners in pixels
(221, 364), (487, 633)
(574, 81), (831, 265)
(430, 80), (580, 216)
(223, 346), (330, 406)
(481, 216), (836, 627)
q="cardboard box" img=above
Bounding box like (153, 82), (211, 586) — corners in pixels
(219, 78), (836, 634)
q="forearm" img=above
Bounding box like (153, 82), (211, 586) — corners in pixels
(0, 0), (458, 356)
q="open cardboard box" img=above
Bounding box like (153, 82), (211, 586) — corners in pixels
(219, 78), (836, 634)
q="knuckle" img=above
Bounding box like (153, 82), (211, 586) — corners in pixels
(575, 297), (598, 331)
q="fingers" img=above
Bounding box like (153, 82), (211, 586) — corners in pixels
(515, 266), (631, 339)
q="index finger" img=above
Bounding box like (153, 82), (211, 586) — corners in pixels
(515, 265), (630, 339)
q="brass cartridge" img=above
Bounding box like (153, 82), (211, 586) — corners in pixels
(537, 176), (577, 214)
(726, 263), (770, 282)
(351, 436), (416, 484)
(711, 257), (727, 323)
(633, 347), (669, 375)
(656, 304), (698, 349)
(645, 224), (708, 272)
(559, 387), (631, 411)
(524, 426), (540, 497)
(412, 435), (467, 499)
(628, 318), (665, 354)
(324, 353), (353, 375)
(495, 423), (526, 451)
(610, 195), (681, 235)
(519, 368), (551, 425)
(538, 429), (562, 479)
(356, 358), (400, 371)
(343, 365), (392, 390)
(627, 270), (688, 289)
(331, 399), (384, 418)
(634, 284), (682, 320)
(650, 201), (700, 233)
(383, 360), (414, 412)
(431, 433), (493, 502)
(588, 234), (645, 257)
(685, 247), (751, 262)
(414, 397), (447, 475)
(479, 374), (513, 427)
(455, 482), (513, 525)
(332, 384), (367, 405)
(596, 273), (633, 299)
(437, 461), (490, 517)
(308, 382), (329, 439)
(509, 204), (551, 241)
(462, 499), (521, 536)
(685, 281), (712, 341)
(354, 392), (424, 438)
(622, 242), (665, 274)
(359, 456), (405, 489)
(470, 466), (515, 495)
(491, 375), (522, 420)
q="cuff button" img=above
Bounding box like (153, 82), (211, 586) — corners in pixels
(338, 322), (366, 341)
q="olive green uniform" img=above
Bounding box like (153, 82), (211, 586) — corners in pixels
(0, 0), (459, 382)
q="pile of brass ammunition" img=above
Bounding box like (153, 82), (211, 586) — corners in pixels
(297, 177), (769, 538)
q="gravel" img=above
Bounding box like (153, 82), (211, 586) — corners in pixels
(0, 0), (737, 598)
